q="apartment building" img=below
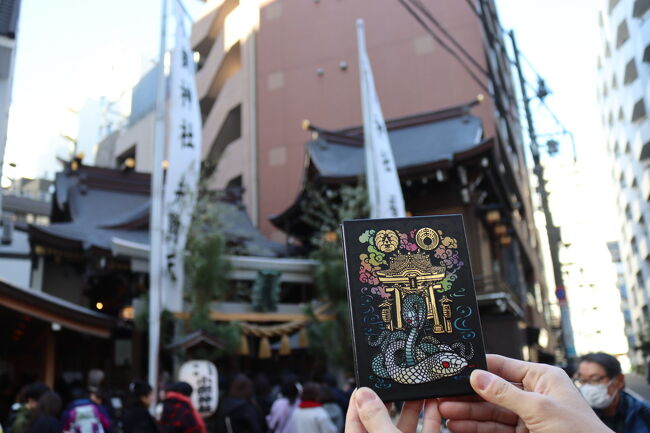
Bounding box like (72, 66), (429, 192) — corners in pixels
(596, 0), (650, 365)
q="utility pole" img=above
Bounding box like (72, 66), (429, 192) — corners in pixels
(510, 30), (576, 362)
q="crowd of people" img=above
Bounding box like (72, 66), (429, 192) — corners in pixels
(1, 352), (649, 433)
(0, 371), (350, 433)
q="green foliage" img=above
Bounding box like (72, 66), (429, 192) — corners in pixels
(186, 232), (231, 303)
(300, 182), (369, 246)
(133, 294), (175, 345)
(301, 182), (368, 373)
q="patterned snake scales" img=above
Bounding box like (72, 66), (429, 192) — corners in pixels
(369, 294), (473, 384)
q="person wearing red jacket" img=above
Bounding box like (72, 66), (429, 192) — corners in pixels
(158, 383), (205, 433)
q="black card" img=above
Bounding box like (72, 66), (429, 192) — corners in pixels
(342, 215), (487, 401)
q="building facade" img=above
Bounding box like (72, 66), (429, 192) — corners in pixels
(95, 0), (561, 361)
(0, 0), (21, 208)
(596, 0), (650, 365)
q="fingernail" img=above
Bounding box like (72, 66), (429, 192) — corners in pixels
(355, 387), (377, 407)
(471, 370), (493, 391)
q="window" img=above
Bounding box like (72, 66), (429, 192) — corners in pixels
(625, 141), (632, 153)
(640, 141), (650, 160)
(618, 107), (625, 122)
(616, 20), (630, 48)
(633, 0), (650, 17)
(612, 74), (618, 89)
(605, 41), (612, 58)
(644, 44), (650, 63)
(609, 0), (621, 13)
(638, 271), (645, 289)
(624, 59), (638, 85)
(632, 98), (647, 122)
(609, 111), (614, 126)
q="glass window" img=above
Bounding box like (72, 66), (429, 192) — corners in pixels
(632, 99), (647, 122)
(616, 20), (630, 49)
(633, 0), (650, 17)
(624, 59), (638, 85)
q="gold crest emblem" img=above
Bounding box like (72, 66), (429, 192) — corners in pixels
(374, 230), (399, 253)
(415, 227), (439, 250)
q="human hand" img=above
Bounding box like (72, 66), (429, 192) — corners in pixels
(345, 387), (441, 433)
(439, 354), (613, 433)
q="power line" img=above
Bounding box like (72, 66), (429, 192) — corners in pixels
(397, 0), (490, 93)
(408, 0), (489, 76)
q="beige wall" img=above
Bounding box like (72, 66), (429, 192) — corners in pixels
(113, 112), (155, 173)
(194, 1), (260, 220)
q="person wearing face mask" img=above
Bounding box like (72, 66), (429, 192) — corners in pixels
(575, 352), (650, 433)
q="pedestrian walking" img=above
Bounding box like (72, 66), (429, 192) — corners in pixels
(290, 382), (336, 433)
(61, 388), (111, 433)
(122, 382), (157, 433)
(9, 383), (49, 433)
(214, 375), (263, 433)
(266, 377), (299, 433)
(27, 391), (62, 433)
(158, 383), (205, 433)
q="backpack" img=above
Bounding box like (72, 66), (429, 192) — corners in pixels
(69, 404), (105, 433)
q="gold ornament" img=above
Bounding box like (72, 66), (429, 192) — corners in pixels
(375, 230), (399, 253)
(415, 227), (440, 250)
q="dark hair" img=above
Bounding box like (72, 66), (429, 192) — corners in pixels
(280, 377), (299, 405)
(24, 383), (49, 403)
(35, 391), (62, 418)
(579, 352), (622, 378)
(300, 382), (322, 402)
(128, 381), (153, 407)
(167, 382), (193, 397)
(228, 374), (253, 400)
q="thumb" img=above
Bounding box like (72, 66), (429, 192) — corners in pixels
(354, 387), (396, 433)
(470, 369), (539, 416)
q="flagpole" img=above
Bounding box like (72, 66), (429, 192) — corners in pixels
(149, 0), (168, 409)
(356, 19), (377, 219)
(356, 18), (406, 219)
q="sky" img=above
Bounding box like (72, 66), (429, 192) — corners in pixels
(2, 0), (206, 184)
(2, 0), (628, 354)
(496, 0), (628, 356)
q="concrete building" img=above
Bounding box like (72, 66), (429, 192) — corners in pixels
(0, 0), (20, 194)
(95, 0), (563, 360)
(596, 0), (650, 366)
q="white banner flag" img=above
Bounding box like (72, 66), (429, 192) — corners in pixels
(161, 4), (202, 312)
(356, 19), (406, 219)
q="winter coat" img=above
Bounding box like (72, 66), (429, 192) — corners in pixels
(158, 392), (205, 433)
(27, 416), (61, 433)
(266, 398), (299, 433)
(322, 403), (343, 433)
(214, 397), (263, 433)
(290, 406), (336, 433)
(123, 407), (158, 433)
(595, 391), (650, 433)
(10, 405), (32, 433)
(61, 399), (112, 433)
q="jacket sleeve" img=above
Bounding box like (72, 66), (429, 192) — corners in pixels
(94, 406), (112, 432)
